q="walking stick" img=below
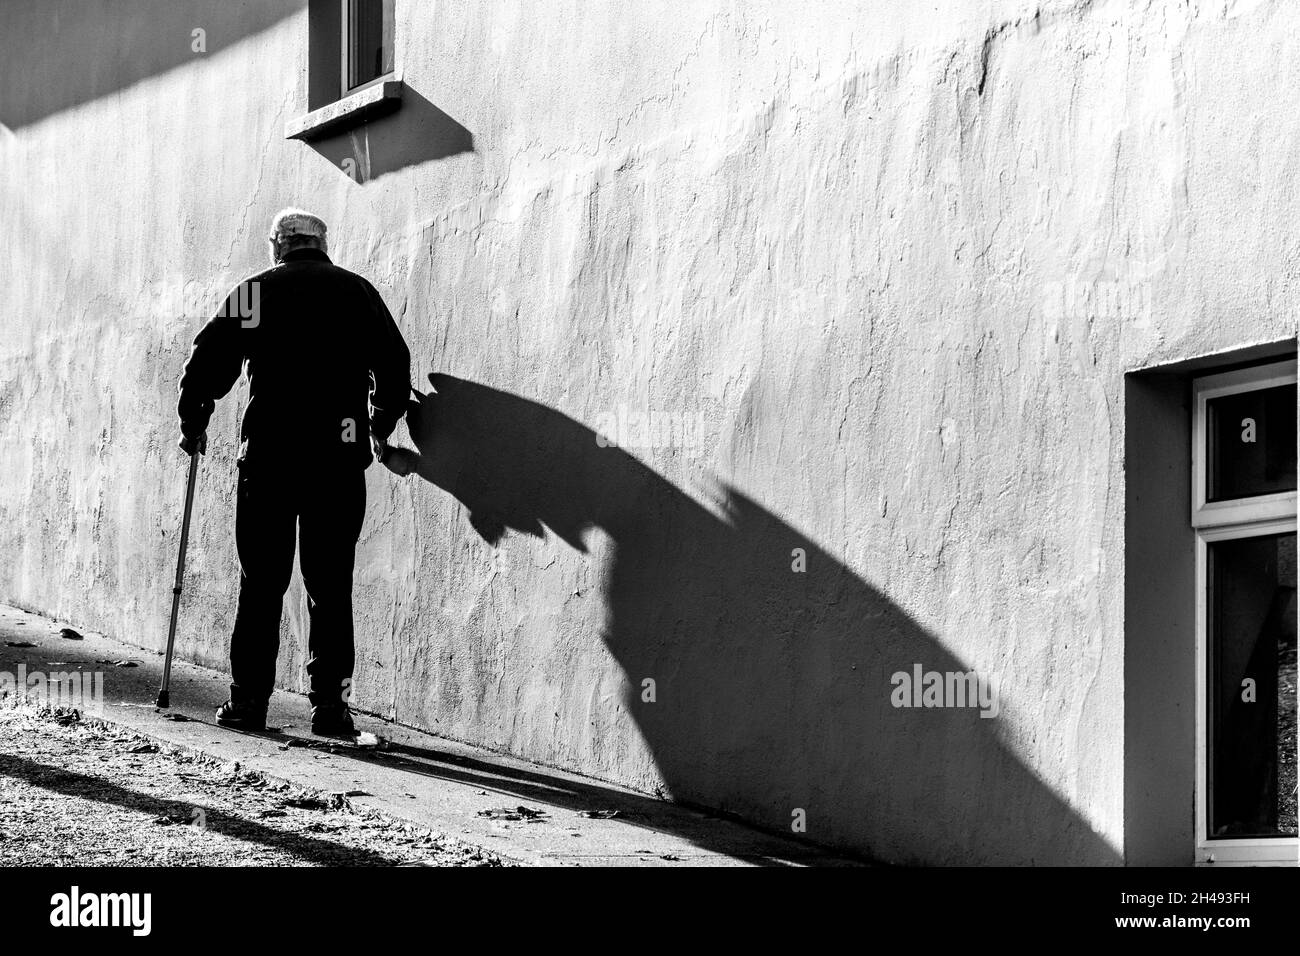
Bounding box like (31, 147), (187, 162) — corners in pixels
(157, 451), (200, 709)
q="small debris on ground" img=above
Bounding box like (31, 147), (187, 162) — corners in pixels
(4, 642), (35, 648)
(281, 794), (339, 811)
(579, 809), (622, 820)
(58, 628), (83, 641)
(477, 805), (546, 822)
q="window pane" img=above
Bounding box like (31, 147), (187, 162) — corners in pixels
(1206, 383), (1296, 502)
(348, 0), (394, 90)
(1208, 532), (1298, 839)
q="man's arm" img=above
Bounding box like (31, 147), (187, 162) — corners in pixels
(176, 286), (248, 452)
(365, 280), (412, 446)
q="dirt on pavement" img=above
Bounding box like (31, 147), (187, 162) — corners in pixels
(0, 704), (510, 867)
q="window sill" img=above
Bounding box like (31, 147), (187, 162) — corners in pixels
(286, 78), (403, 141)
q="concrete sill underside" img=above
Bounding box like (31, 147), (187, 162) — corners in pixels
(285, 79), (403, 141)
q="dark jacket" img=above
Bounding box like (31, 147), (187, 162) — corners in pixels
(177, 248), (411, 468)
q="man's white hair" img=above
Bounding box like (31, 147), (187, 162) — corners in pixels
(270, 208), (328, 249)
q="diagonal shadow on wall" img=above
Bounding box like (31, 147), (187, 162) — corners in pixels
(0, 0), (304, 130)
(393, 373), (1120, 865)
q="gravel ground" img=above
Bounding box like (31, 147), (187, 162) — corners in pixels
(0, 704), (510, 867)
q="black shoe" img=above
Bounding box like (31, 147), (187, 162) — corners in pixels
(311, 703), (356, 737)
(215, 699), (267, 731)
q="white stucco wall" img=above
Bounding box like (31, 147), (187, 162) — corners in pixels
(4, 0), (1298, 863)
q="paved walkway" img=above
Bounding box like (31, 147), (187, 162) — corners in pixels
(0, 604), (861, 866)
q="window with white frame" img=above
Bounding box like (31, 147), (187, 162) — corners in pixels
(342, 0), (395, 95)
(1193, 359), (1298, 865)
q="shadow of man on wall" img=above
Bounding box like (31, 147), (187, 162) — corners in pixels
(391, 373), (1119, 865)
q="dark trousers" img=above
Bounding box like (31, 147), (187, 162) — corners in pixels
(229, 461), (367, 708)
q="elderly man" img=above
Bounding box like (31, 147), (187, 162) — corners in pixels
(177, 209), (411, 736)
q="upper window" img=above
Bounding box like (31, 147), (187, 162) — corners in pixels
(343, 0), (395, 94)
(1193, 359), (1298, 866)
(290, 0), (401, 141)
(1193, 361), (1298, 528)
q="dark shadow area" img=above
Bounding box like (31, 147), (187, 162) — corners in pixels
(388, 373), (1122, 865)
(1124, 371), (1195, 865)
(308, 86), (474, 183)
(0, 752), (399, 865)
(1, 0), (304, 129)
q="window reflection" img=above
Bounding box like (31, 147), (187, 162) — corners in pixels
(1209, 532), (1298, 839)
(348, 0), (395, 91)
(1206, 384), (1297, 502)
